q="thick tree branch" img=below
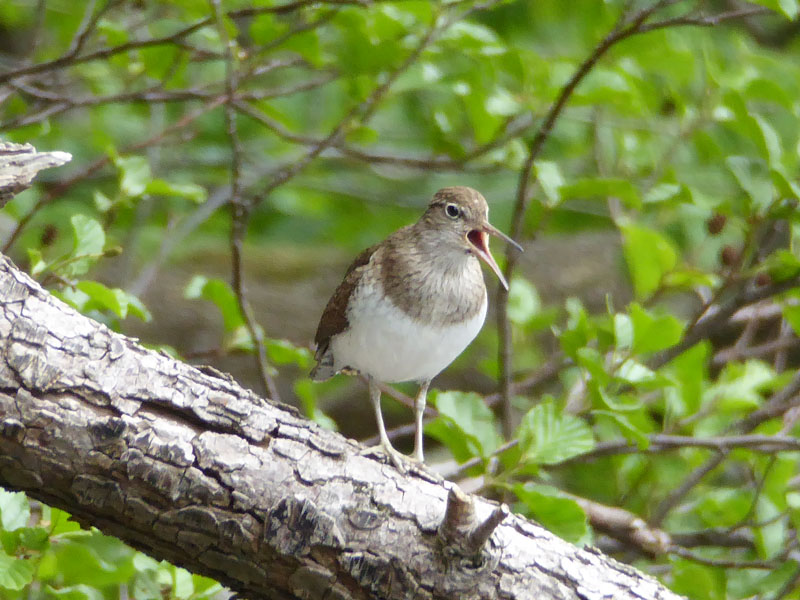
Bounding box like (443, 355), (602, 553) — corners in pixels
(0, 253), (683, 600)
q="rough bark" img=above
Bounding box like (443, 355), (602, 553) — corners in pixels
(0, 254), (685, 600)
(0, 141), (72, 207)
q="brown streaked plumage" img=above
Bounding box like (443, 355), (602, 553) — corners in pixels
(311, 186), (521, 469)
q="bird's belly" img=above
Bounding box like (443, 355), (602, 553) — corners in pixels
(331, 294), (487, 383)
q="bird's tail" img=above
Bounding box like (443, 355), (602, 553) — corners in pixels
(310, 346), (336, 381)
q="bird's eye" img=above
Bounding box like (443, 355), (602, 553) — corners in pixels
(445, 203), (460, 219)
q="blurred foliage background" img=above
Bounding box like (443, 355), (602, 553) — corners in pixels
(3, 0), (800, 598)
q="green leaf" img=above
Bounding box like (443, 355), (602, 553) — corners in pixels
(643, 183), (687, 205)
(115, 155), (152, 197)
(763, 249), (800, 281)
(749, 0), (798, 19)
(593, 410), (649, 448)
(726, 156), (773, 213)
(184, 276), (244, 333)
(172, 565), (194, 599)
(514, 483), (588, 543)
(27, 248), (47, 276)
(755, 496), (785, 559)
(558, 298), (594, 359)
(266, 339), (312, 369)
(752, 114), (782, 168)
(45, 507), (81, 536)
(670, 558), (725, 600)
(18, 527), (49, 551)
(70, 215), (105, 267)
(560, 177), (640, 209)
(0, 551), (34, 590)
(620, 224), (678, 299)
(485, 88), (519, 117)
(440, 22), (505, 56)
(76, 280), (122, 317)
(516, 401), (594, 466)
(144, 179), (207, 203)
(0, 489), (29, 531)
(697, 488), (752, 528)
(629, 303), (683, 354)
(50, 531), (135, 587)
(534, 160), (564, 208)
(576, 347), (610, 387)
(666, 342), (709, 417)
(294, 379), (337, 431)
(74, 281), (151, 321)
(783, 303), (800, 337)
(613, 313), (633, 351)
(427, 391), (501, 461)
(44, 584), (104, 600)
(92, 190), (112, 212)
(704, 360), (776, 411)
(507, 277), (541, 325)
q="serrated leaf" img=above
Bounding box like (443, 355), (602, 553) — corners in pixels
(18, 527), (49, 551)
(517, 402), (594, 465)
(0, 551), (33, 590)
(427, 391), (501, 460)
(50, 532), (135, 587)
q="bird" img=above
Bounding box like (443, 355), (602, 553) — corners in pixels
(310, 186), (521, 468)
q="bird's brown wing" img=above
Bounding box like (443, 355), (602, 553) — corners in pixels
(311, 244), (378, 379)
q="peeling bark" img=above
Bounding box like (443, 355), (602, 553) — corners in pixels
(0, 142), (72, 207)
(0, 255), (684, 599)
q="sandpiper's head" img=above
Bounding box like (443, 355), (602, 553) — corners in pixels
(421, 186), (521, 289)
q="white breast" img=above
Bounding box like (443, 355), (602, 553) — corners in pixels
(330, 283), (487, 384)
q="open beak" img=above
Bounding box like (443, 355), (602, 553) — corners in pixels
(467, 223), (523, 291)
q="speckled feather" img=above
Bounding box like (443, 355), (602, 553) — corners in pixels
(311, 187), (494, 383)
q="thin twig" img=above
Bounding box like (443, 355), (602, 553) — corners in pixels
(210, 0), (281, 402)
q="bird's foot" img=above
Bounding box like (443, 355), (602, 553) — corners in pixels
(358, 444), (419, 473)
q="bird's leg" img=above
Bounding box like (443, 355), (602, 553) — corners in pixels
(413, 380), (430, 463)
(365, 378), (407, 470)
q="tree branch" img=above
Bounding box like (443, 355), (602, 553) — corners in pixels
(0, 253), (683, 600)
(0, 141), (71, 208)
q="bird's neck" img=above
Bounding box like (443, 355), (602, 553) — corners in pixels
(377, 227), (486, 326)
